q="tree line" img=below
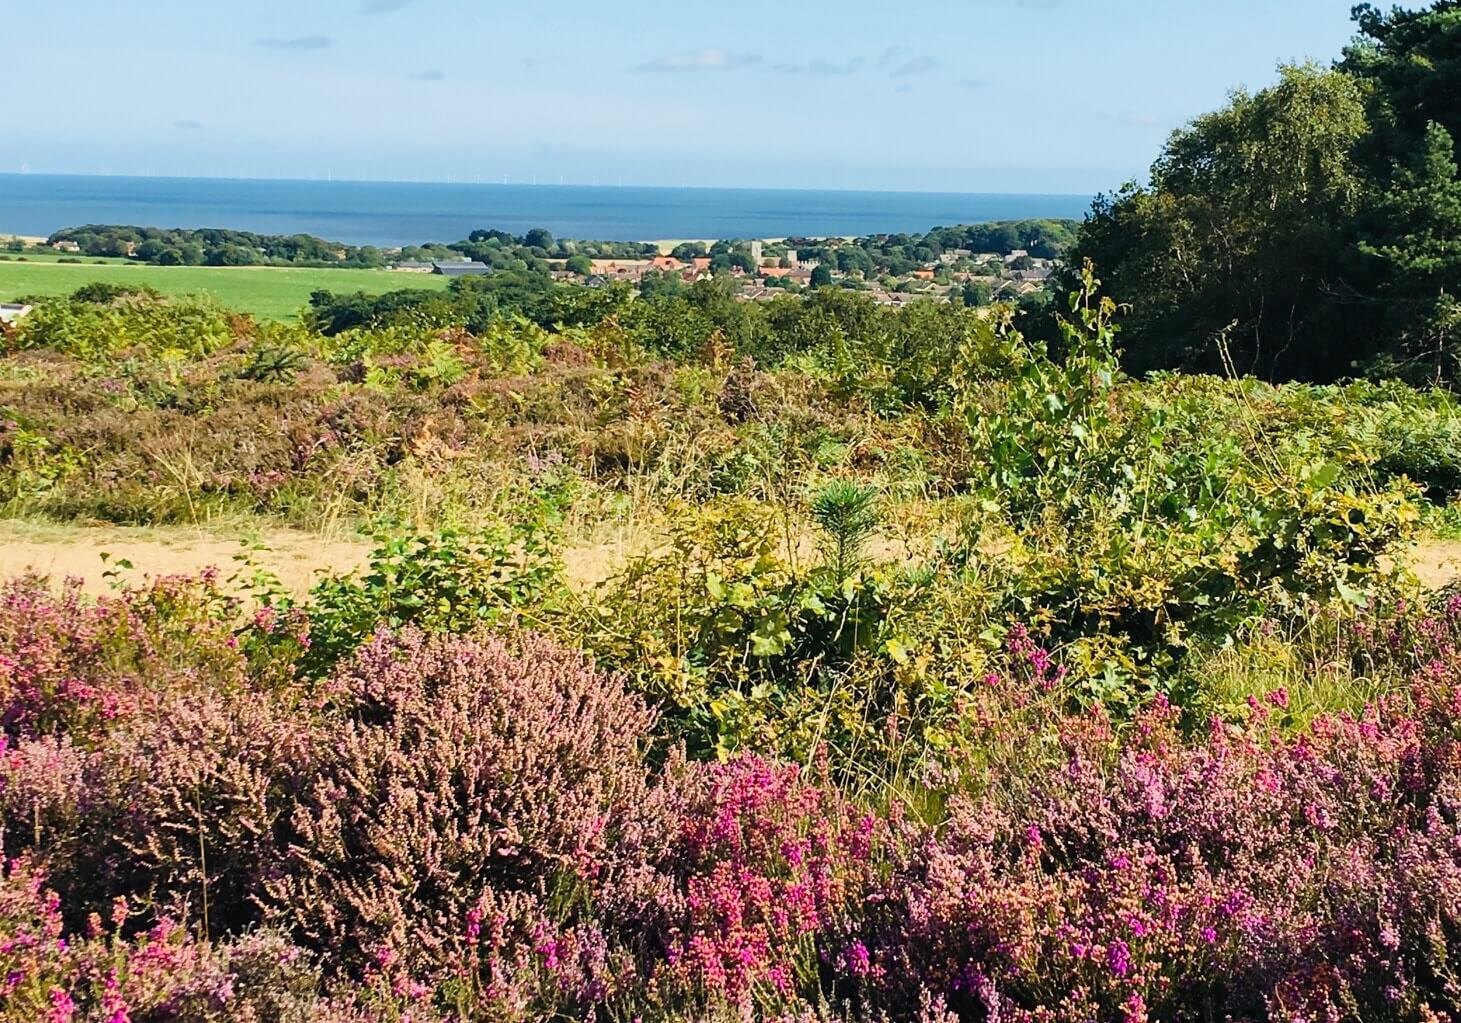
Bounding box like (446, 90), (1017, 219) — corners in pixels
(1069, 1), (1461, 385)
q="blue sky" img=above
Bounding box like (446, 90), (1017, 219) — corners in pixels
(6, 0), (1362, 194)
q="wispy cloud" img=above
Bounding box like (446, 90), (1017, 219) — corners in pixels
(256, 35), (333, 51)
(890, 54), (939, 77)
(634, 48), (762, 73)
(173, 119), (205, 131)
(874, 46), (939, 78)
(776, 56), (866, 76)
(410, 68), (446, 81)
(956, 77), (988, 90)
(363, 0), (413, 10)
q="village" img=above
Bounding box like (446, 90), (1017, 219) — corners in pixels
(388, 236), (1058, 306)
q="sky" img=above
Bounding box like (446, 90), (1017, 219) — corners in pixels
(4, 0), (1365, 195)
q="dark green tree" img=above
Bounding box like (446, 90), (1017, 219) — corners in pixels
(1067, 63), (1373, 379)
(1359, 121), (1461, 382)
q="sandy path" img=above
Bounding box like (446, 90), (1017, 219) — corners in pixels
(6, 520), (1461, 597)
(0, 521), (372, 596)
(0, 520), (649, 596)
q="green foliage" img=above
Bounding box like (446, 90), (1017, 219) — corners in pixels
(239, 344), (308, 384)
(1070, 64), (1371, 380)
(294, 523), (563, 672)
(1074, 5), (1461, 386)
(957, 266), (1420, 694)
(14, 292), (238, 360)
(812, 480), (879, 587)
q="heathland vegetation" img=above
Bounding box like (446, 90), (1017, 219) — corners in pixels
(3, 4), (1461, 1022)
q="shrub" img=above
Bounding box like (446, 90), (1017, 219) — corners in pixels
(0, 574), (248, 742)
(263, 628), (658, 991)
(651, 754), (882, 1015)
(0, 852), (326, 1023)
(2, 682), (323, 938)
(295, 524), (564, 672)
(859, 685), (1461, 1023)
(15, 294), (238, 361)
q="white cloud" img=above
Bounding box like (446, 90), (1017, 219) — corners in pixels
(634, 49), (762, 73)
(256, 35), (334, 51)
(777, 57), (866, 76)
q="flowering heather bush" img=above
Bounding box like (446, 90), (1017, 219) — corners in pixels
(0, 852), (329, 1023)
(655, 754), (882, 1014)
(264, 628), (658, 992)
(859, 686), (1461, 1023)
(5, 683), (324, 938)
(0, 573), (250, 742)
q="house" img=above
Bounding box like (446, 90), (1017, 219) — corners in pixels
(51, 240), (81, 253)
(999, 280), (1041, 298)
(649, 255), (684, 272)
(391, 260), (435, 272)
(692, 257), (713, 273)
(912, 268), (936, 281)
(432, 260), (490, 277)
(759, 266), (795, 280)
(1004, 249), (1029, 264)
(590, 259), (656, 281)
(0, 303), (32, 325)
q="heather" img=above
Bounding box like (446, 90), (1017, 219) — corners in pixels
(9, 268), (1461, 1020)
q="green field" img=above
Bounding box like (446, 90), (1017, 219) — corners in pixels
(0, 259), (450, 320)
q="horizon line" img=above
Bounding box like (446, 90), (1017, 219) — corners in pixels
(0, 169), (1096, 201)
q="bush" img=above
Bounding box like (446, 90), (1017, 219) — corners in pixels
(263, 628), (658, 991)
(295, 525), (564, 672)
(15, 293), (239, 360)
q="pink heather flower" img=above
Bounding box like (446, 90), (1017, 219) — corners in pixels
(110, 896), (129, 928)
(842, 940), (873, 977)
(1024, 824), (1042, 849)
(1107, 939), (1132, 978)
(1304, 803), (1334, 831)
(48, 987), (76, 1023)
(1201, 926), (1218, 944)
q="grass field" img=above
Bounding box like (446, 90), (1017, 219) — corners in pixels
(0, 259), (450, 320)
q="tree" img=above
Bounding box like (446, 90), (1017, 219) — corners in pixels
(961, 280), (994, 306)
(521, 228), (554, 251)
(1359, 121), (1461, 381)
(1068, 63), (1373, 380)
(565, 254), (594, 276)
(810, 264), (834, 289)
(1344, 2), (1461, 167)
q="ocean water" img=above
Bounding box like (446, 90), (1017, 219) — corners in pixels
(0, 174), (1091, 246)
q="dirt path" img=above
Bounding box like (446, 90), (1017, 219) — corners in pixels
(1410, 540), (1461, 591)
(0, 521), (373, 596)
(0, 520), (651, 596)
(7, 520), (1461, 598)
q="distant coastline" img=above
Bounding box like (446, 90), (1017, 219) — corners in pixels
(0, 174), (1092, 248)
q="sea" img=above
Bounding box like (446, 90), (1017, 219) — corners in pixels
(0, 174), (1092, 246)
